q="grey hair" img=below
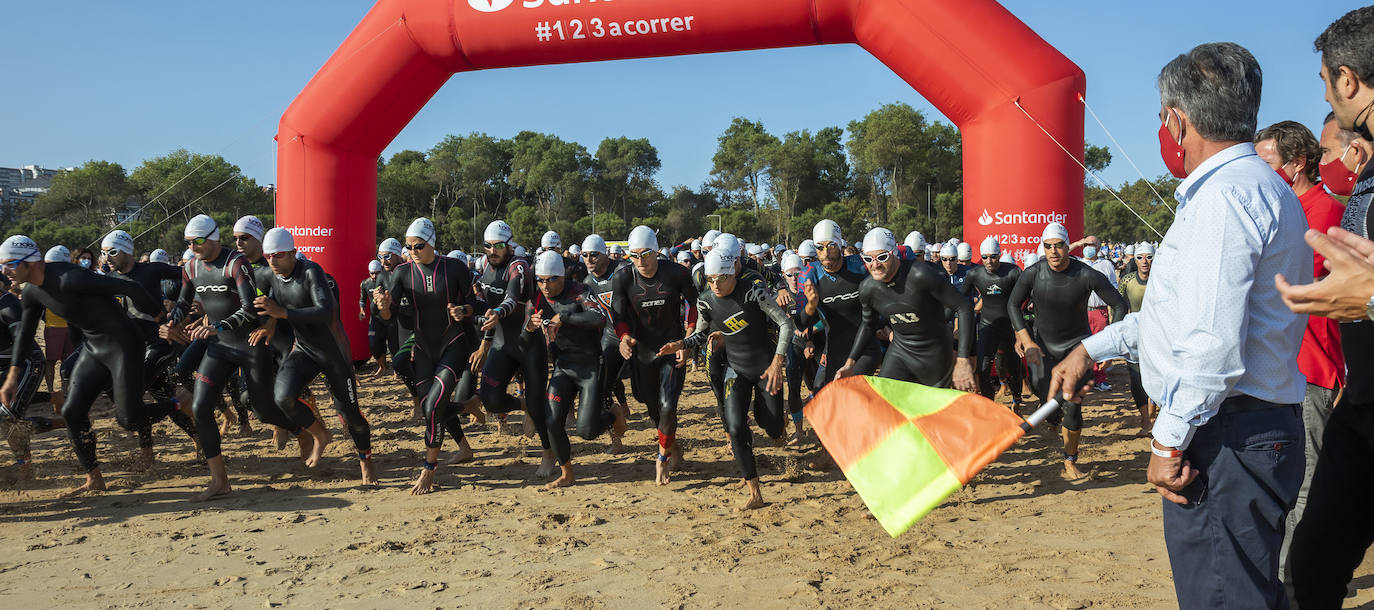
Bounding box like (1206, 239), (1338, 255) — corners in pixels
(1157, 42), (1263, 142)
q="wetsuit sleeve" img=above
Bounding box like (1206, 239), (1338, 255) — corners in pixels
(493, 260), (531, 319)
(219, 258), (262, 331)
(681, 298), (712, 350)
(922, 267), (975, 358)
(755, 282), (796, 357)
(169, 266), (196, 324)
(1091, 269), (1129, 324)
(285, 264), (337, 325)
(678, 266), (699, 330)
(359, 280), (371, 315)
(564, 289), (607, 328)
(1007, 266), (1035, 333)
(68, 267), (162, 319)
(959, 269), (978, 299)
(10, 291), (43, 366)
(796, 264), (821, 329)
(610, 270), (633, 340)
(847, 282), (878, 362)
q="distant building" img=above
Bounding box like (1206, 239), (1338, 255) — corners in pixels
(0, 165), (73, 222)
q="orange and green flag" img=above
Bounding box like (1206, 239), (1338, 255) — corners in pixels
(805, 375), (1031, 537)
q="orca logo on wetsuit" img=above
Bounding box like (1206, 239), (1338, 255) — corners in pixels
(721, 312), (749, 334)
(196, 285), (231, 293)
(822, 291), (859, 304)
(890, 312), (921, 324)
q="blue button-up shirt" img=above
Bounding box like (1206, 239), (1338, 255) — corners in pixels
(1082, 143), (1310, 449)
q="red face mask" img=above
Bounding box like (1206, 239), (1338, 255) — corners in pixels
(1320, 146), (1360, 196)
(1275, 164), (1296, 186)
(1159, 110), (1187, 178)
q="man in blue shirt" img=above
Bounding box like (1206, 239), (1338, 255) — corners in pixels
(1050, 42), (1309, 609)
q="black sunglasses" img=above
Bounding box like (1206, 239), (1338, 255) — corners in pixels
(535, 277), (561, 284)
(581, 252), (601, 259)
(404, 242), (429, 251)
(860, 251), (892, 264)
(941, 257), (956, 262)
(234, 235), (254, 243)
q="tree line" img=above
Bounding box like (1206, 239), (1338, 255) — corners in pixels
(12, 102), (1176, 256)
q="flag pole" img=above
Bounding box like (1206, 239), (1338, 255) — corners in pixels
(1019, 399), (1063, 432)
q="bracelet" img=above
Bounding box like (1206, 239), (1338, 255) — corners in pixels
(1149, 441), (1182, 458)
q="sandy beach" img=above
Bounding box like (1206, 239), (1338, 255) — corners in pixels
(1, 365), (1370, 608)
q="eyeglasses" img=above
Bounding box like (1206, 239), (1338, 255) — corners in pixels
(706, 274), (732, 284)
(482, 241), (507, 251)
(265, 251), (292, 260)
(185, 236), (212, 246)
(101, 249), (122, 258)
(234, 235), (254, 243)
(1043, 241), (1069, 251)
(405, 242), (429, 251)
(0, 261), (19, 272)
(535, 277), (560, 284)
(783, 272), (800, 279)
(581, 252), (601, 259)
(378, 253), (396, 261)
(941, 257), (956, 262)
(1136, 254), (1153, 261)
(817, 242), (839, 250)
(860, 251), (892, 264)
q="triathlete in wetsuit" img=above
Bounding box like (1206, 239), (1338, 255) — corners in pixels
(375, 238), (407, 375)
(1008, 223), (1127, 479)
(253, 229), (377, 485)
(800, 220), (881, 388)
(959, 237), (1024, 409)
(0, 274), (63, 475)
(472, 221), (552, 470)
(611, 225), (697, 485)
(578, 234), (628, 454)
(842, 228), (977, 391)
(164, 215), (325, 501)
(102, 230), (198, 462)
(0, 235), (181, 497)
(662, 250), (791, 511)
(377, 217), (483, 495)
(529, 251), (625, 489)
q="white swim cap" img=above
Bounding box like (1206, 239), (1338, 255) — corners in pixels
(704, 249), (733, 276)
(181, 248), (194, 261)
(261, 228), (296, 256)
(541, 230), (561, 249)
(185, 214), (220, 241)
(690, 239), (702, 251)
(813, 219), (843, 246)
(627, 225), (658, 252)
(368, 260), (382, 273)
(676, 251), (693, 263)
(798, 240), (818, 257)
(567, 244), (581, 256)
(981, 236), (1001, 256)
(535, 250), (564, 276)
(957, 242), (973, 261)
(101, 230), (134, 255)
(407, 217), (437, 245)
(149, 249), (172, 265)
(484, 220), (513, 243)
(610, 243), (624, 254)
(45, 245), (71, 263)
(1125, 244), (1136, 256)
(582, 235), (607, 254)
(940, 243), (957, 259)
(781, 252), (802, 273)
(861, 227), (896, 253)
(702, 230), (721, 249)
(1041, 222), (1069, 245)
(233, 215), (265, 241)
(1136, 242), (1155, 256)
(0, 236), (41, 264)
(378, 238), (403, 257)
(747, 243), (764, 256)
(999, 252), (1014, 264)
(713, 233), (741, 259)
(904, 231), (926, 251)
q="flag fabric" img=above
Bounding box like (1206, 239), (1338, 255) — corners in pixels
(805, 375), (1028, 537)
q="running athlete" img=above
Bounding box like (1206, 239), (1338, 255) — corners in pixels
(1116, 242), (1156, 433)
(471, 220), (554, 475)
(579, 234), (629, 454)
(778, 251), (811, 443)
(0, 235), (182, 497)
(660, 249), (792, 510)
(839, 228), (977, 391)
(611, 225), (698, 485)
(162, 215), (326, 501)
(0, 273), (64, 478)
(959, 236), (1024, 411)
(375, 238), (407, 375)
(800, 220), (882, 388)
(101, 230), (199, 466)
(529, 251), (626, 489)
(375, 217), (482, 495)
(1008, 222), (1127, 479)
(252, 229), (377, 485)
(359, 260), (388, 374)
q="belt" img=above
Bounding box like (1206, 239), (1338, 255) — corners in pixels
(1218, 394), (1297, 414)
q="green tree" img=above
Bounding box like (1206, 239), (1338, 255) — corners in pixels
(30, 160), (130, 226)
(593, 137), (661, 224)
(508, 132), (593, 228)
(127, 149), (271, 236)
(710, 118), (778, 212)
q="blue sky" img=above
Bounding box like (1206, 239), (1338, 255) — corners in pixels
(0, 0), (1352, 193)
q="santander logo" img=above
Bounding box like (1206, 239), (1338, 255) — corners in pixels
(468, 0), (514, 12)
(978, 209), (994, 226)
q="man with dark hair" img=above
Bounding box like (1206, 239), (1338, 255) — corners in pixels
(1279, 8), (1374, 608)
(1053, 42), (1309, 609)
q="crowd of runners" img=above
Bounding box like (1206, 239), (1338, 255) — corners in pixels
(0, 211), (1168, 510)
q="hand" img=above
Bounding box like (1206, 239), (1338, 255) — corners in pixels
(448, 304), (470, 322)
(835, 358), (857, 379)
(546, 313), (562, 333)
(803, 341), (815, 360)
(358, 311), (366, 321)
(619, 336), (637, 360)
(1047, 344), (1094, 403)
(189, 324), (218, 340)
(952, 357), (977, 393)
(526, 310), (542, 333)
(253, 295), (287, 320)
(775, 290), (794, 308)
(190, 300), (204, 317)
(802, 280), (819, 316)
(1275, 227), (1374, 321)
(762, 356), (785, 395)
(1146, 441), (1199, 505)
(656, 341), (685, 358)
(373, 288), (392, 310)
(877, 328), (893, 343)
(249, 325), (275, 346)
(974, 298), (984, 313)
(159, 320), (189, 344)
(0, 373), (17, 408)
(468, 342), (490, 375)
(706, 331), (724, 351)
(480, 311), (501, 332)
(674, 347), (687, 368)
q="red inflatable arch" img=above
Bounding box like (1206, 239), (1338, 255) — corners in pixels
(277, 0), (1085, 358)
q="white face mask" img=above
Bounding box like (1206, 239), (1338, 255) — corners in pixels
(78, 259), (92, 268)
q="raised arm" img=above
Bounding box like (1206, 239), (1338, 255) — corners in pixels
(284, 263), (337, 326)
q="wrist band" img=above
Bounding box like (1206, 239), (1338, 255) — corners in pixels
(1150, 442), (1182, 458)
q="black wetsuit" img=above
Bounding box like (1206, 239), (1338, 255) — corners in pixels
(0, 290), (57, 446)
(360, 275), (385, 359)
(532, 281), (611, 466)
(584, 258), (628, 410)
(799, 255), (881, 388)
(382, 255), (482, 450)
(109, 261), (198, 446)
(960, 263), (1024, 403)
(564, 257), (588, 283)
(263, 260), (370, 456)
(475, 254), (549, 448)
(171, 249), (316, 461)
(850, 259), (974, 387)
(610, 259), (698, 450)
(683, 271), (792, 480)
(1007, 259), (1127, 431)
(14, 262), (175, 471)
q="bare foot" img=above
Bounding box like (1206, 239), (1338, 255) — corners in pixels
(462, 398), (485, 425)
(736, 493), (765, 512)
(655, 458), (671, 486)
(238, 420), (254, 437)
(535, 451), (557, 479)
(360, 458), (379, 486)
(133, 447), (154, 472)
(296, 432), (314, 460)
(195, 478), (232, 501)
(50, 390), (65, 414)
(786, 429), (803, 447)
(1063, 460), (1086, 480)
(544, 471), (575, 491)
(611, 404), (629, 437)
(410, 468), (437, 495)
(411, 398), (423, 423)
(275, 427), (290, 451)
(667, 442), (684, 472)
(60, 477), (106, 498)
(17, 461), (33, 480)
(606, 434), (626, 455)
(306, 427), (333, 468)
(218, 417), (233, 438)
(447, 440), (475, 466)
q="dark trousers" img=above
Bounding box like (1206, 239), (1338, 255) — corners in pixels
(1163, 396), (1302, 610)
(1291, 399), (1374, 609)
